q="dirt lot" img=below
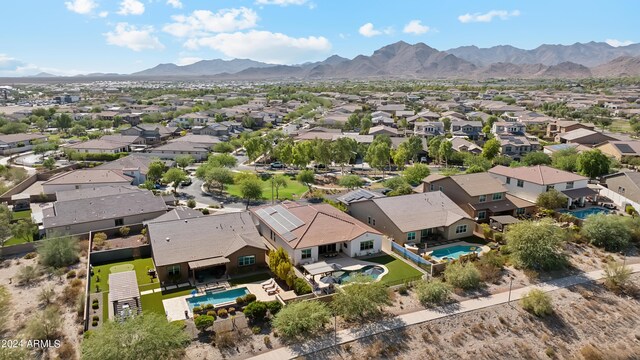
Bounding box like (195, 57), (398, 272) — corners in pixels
(302, 274), (640, 360)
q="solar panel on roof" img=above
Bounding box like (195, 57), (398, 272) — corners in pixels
(614, 143), (636, 154)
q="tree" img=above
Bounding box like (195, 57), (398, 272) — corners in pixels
(346, 113), (360, 131)
(384, 176), (409, 191)
(520, 289), (553, 317)
(274, 139), (295, 167)
(175, 155), (195, 170)
(200, 166), (233, 194)
(332, 274), (391, 321)
(581, 214), (630, 252)
(482, 138), (501, 160)
(522, 152), (551, 166)
(207, 153), (237, 168)
(194, 315), (215, 332)
(406, 136), (424, 162)
(212, 142), (234, 153)
(56, 113), (73, 131)
(443, 261), (481, 290)
(268, 247), (295, 287)
(331, 137), (357, 174)
(244, 136), (267, 167)
(427, 136), (443, 163)
(11, 218), (37, 242)
(339, 175), (364, 189)
(603, 261), (632, 293)
(35, 117), (48, 132)
(441, 117), (451, 131)
(403, 164), (430, 185)
(551, 148), (578, 172)
(37, 235), (79, 269)
(43, 157), (56, 170)
(163, 168), (187, 194)
(505, 218), (567, 270)
(360, 114), (372, 134)
(25, 305), (61, 340)
(576, 149), (610, 178)
(82, 313), (189, 360)
(243, 301), (268, 322)
(313, 139), (332, 167)
(0, 206), (12, 247)
(536, 189), (568, 209)
(365, 141), (391, 178)
(297, 169), (315, 191)
(272, 300), (331, 339)
(70, 124), (87, 137)
(147, 160), (166, 183)
(0, 122), (28, 134)
(415, 279), (452, 307)
(392, 144), (411, 170)
(238, 175), (263, 209)
(292, 141), (313, 168)
(271, 174), (288, 200)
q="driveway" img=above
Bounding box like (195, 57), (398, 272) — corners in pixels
(177, 176), (246, 210)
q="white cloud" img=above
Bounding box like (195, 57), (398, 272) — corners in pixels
(98, 11), (109, 18)
(458, 10), (520, 23)
(0, 54), (26, 71)
(163, 7), (258, 37)
(184, 30), (331, 64)
(255, 0), (307, 5)
(359, 23), (380, 37)
(117, 0), (145, 16)
(104, 23), (164, 51)
(0, 55), (93, 76)
(176, 57), (203, 66)
(403, 20), (430, 35)
(606, 39), (634, 47)
(65, 0), (98, 15)
(166, 0), (183, 9)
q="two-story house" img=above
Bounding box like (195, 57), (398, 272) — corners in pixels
(497, 134), (541, 160)
(421, 172), (536, 221)
(121, 124), (176, 145)
(488, 165), (596, 207)
(491, 121), (526, 135)
(414, 121), (445, 138)
(546, 120), (595, 139)
(450, 120), (483, 140)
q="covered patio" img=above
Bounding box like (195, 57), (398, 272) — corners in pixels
(562, 187), (599, 208)
(188, 257), (230, 284)
(489, 215), (521, 232)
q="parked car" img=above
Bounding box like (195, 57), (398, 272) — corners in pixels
(270, 162), (285, 169)
(420, 156), (428, 163)
(180, 179), (192, 186)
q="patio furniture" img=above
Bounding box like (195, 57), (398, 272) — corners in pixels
(264, 283), (277, 291)
(260, 278), (275, 289)
(267, 288), (279, 295)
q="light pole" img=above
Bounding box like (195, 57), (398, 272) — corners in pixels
(507, 276), (514, 306)
(334, 309), (337, 347)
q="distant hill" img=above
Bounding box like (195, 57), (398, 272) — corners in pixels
(31, 72), (57, 77)
(132, 58), (277, 76)
(592, 56), (640, 77)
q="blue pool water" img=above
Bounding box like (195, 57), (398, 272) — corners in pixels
(560, 207), (610, 219)
(337, 265), (385, 284)
(186, 287), (249, 310)
(430, 245), (481, 261)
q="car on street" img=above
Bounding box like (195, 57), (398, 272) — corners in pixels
(270, 162), (285, 169)
(180, 179), (192, 186)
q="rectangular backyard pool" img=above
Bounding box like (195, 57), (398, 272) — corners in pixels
(559, 207), (610, 219)
(186, 287), (249, 310)
(429, 245), (482, 261)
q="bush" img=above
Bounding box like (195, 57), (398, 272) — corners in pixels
(217, 308), (228, 317)
(603, 261), (632, 293)
(236, 297), (245, 305)
(57, 342), (76, 360)
(520, 289), (553, 317)
(581, 214), (630, 252)
(66, 270), (77, 279)
(214, 332), (234, 349)
(272, 300), (331, 339)
(92, 302), (99, 310)
(228, 307), (235, 315)
(415, 279), (452, 306)
(204, 303), (214, 310)
(293, 277), (312, 295)
(24, 252), (37, 260)
(92, 320), (98, 327)
(92, 315), (99, 321)
(16, 265), (40, 285)
(264, 336), (271, 347)
(444, 261), (482, 290)
(93, 232), (107, 246)
(37, 235), (79, 269)
(201, 208), (210, 215)
(475, 251), (505, 284)
(397, 285), (409, 295)
(119, 226), (131, 237)
(266, 301), (282, 315)
(206, 311), (216, 318)
(252, 326), (262, 335)
(244, 293), (257, 303)
(192, 306), (202, 314)
(70, 278), (82, 287)
(244, 301), (268, 321)
(186, 199), (196, 208)
(194, 315), (215, 332)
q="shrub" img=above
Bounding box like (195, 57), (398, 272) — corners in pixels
(480, 223), (493, 241)
(293, 277), (312, 295)
(272, 300), (331, 339)
(92, 321), (98, 327)
(92, 232), (107, 249)
(476, 252), (505, 284)
(603, 261), (632, 293)
(228, 307), (235, 315)
(236, 297), (245, 305)
(186, 199), (196, 208)
(215, 332), (234, 349)
(119, 226), (131, 237)
(217, 308), (228, 317)
(266, 301), (282, 315)
(520, 289), (553, 317)
(201, 208), (210, 215)
(37, 235), (79, 269)
(263, 336), (271, 347)
(244, 293), (257, 303)
(38, 286), (56, 306)
(25, 306), (61, 340)
(70, 278), (82, 287)
(415, 279), (452, 306)
(444, 261), (481, 290)
(252, 326), (262, 335)
(581, 214), (630, 252)
(24, 252), (38, 260)
(16, 265), (40, 285)
(77, 269), (87, 278)
(57, 342), (76, 360)
(194, 315), (215, 332)
(397, 284), (409, 295)
(505, 218), (567, 270)
(66, 270), (77, 279)
(192, 306), (202, 314)
(204, 303), (214, 310)
(244, 301), (268, 321)
(92, 302), (99, 310)
(92, 315), (99, 321)
(206, 311), (216, 318)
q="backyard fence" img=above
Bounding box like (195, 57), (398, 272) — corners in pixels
(390, 241), (433, 272)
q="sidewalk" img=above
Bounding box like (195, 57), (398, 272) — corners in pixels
(249, 263), (640, 360)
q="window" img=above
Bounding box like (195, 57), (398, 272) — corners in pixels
(238, 255), (256, 266)
(477, 211), (486, 220)
(618, 186), (626, 194)
(360, 240), (374, 251)
(478, 195), (486, 203)
(372, 219), (376, 226)
(430, 184), (435, 191)
(439, 186), (444, 191)
(566, 181), (574, 189)
(506, 177), (511, 184)
(546, 185), (555, 191)
(367, 217), (371, 224)
(517, 179), (524, 188)
(301, 249), (312, 260)
(492, 193), (503, 201)
(455, 225), (468, 234)
(115, 218), (124, 227)
(167, 265), (180, 276)
(505, 147), (512, 153)
(516, 208), (526, 215)
(269, 229), (276, 241)
(407, 232), (416, 241)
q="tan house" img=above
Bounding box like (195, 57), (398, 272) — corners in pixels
(347, 192), (475, 245)
(595, 141), (640, 161)
(546, 120), (594, 138)
(557, 128), (617, 146)
(421, 173), (536, 221)
(42, 169), (133, 194)
(147, 212), (267, 285)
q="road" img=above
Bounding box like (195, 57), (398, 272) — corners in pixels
(249, 263), (640, 360)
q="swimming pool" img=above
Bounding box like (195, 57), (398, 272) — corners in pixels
(335, 265), (385, 284)
(429, 245), (482, 261)
(186, 287), (249, 310)
(559, 207), (610, 219)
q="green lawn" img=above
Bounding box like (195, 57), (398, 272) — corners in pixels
(229, 272), (271, 286)
(102, 292), (109, 322)
(141, 292), (166, 316)
(367, 254), (424, 285)
(162, 287), (196, 300)
(226, 175), (308, 200)
(91, 258), (159, 293)
(610, 119), (632, 134)
(3, 236), (32, 246)
(12, 210), (32, 220)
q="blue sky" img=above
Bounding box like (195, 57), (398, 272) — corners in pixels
(0, 0), (638, 76)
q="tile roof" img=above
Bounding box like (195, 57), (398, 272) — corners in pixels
(43, 169), (132, 186)
(489, 165), (587, 185)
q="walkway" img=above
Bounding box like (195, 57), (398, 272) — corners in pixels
(249, 263), (640, 360)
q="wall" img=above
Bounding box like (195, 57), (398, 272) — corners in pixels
(442, 218), (476, 240)
(348, 201), (406, 244)
(598, 185), (640, 213)
(345, 232), (382, 258)
(90, 245), (151, 265)
(0, 163), (81, 203)
(43, 181), (131, 195)
(45, 212), (164, 238)
(226, 246), (267, 274)
(0, 242), (36, 257)
(491, 173), (589, 203)
(604, 176), (640, 204)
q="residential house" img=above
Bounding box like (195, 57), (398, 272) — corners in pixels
(602, 172), (640, 209)
(543, 143), (591, 155)
(441, 111), (466, 120)
(251, 202), (382, 266)
(369, 125), (400, 137)
(414, 121), (445, 138)
(121, 124), (177, 145)
(450, 120), (483, 140)
(43, 187), (167, 236)
(169, 134), (220, 148)
(95, 154), (161, 185)
(147, 141), (209, 161)
(66, 139), (130, 154)
(192, 123), (229, 137)
(337, 189), (385, 207)
(496, 134), (541, 159)
(557, 128), (617, 146)
(347, 192), (475, 245)
(421, 173), (536, 221)
(595, 141), (640, 161)
(147, 212), (267, 284)
(449, 137), (482, 154)
(546, 120), (595, 138)
(0, 133), (48, 155)
(42, 169), (133, 194)
(491, 121), (526, 135)
(407, 111), (441, 123)
(171, 113), (211, 127)
(488, 165), (595, 207)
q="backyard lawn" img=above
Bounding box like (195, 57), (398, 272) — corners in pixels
(11, 209), (32, 220)
(91, 257), (159, 293)
(367, 254), (424, 285)
(229, 272), (271, 286)
(141, 292), (166, 316)
(226, 175), (308, 200)
(3, 236), (33, 246)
